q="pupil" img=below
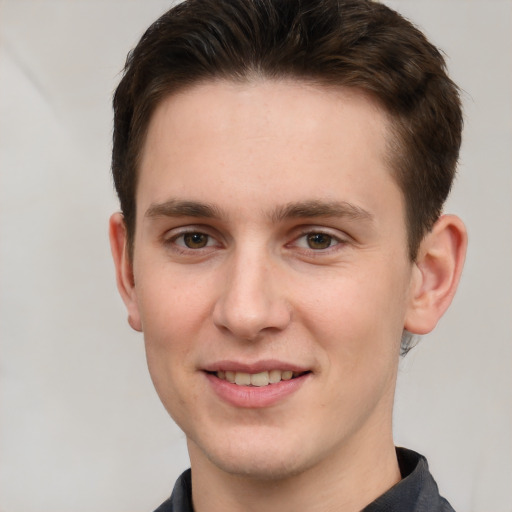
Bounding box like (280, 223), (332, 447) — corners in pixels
(308, 233), (331, 249)
(184, 233), (207, 248)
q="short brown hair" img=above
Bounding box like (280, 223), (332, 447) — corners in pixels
(112, 0), (462, 261)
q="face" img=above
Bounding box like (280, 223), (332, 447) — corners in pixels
(122, 80), (418, 479)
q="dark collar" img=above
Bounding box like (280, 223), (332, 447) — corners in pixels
(361, 448), (455, 512)
(154, 448), (455, 512)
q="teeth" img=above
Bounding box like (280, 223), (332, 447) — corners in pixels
(250, 371), (269, 387)
(235, 372), (251, 386)
(268, 369), (282, 384)
(216, 369), (302, 386)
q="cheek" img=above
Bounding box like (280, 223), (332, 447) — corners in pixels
(135, 273), (210, 402)
(298, 265), (409, 365)
(141, 295), (203, 431)
(136, 261), (214, 338)
(301, 273), (406, 422)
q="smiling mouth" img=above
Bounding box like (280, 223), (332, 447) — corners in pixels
(211, 370), (310, 387)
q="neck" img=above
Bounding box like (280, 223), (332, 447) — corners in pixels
(188, 428), (401, 512)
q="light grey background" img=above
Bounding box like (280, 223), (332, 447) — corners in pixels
(0, 1), (510, 511)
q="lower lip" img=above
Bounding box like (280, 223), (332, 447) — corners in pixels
(205, 372), (310, 408)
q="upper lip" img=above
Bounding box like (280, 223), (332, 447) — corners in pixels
(202, 359), (311, 374)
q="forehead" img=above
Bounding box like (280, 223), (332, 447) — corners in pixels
(141, 79), (389, 161)
(137, 79), (401, 223)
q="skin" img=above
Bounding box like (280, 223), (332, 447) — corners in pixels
(110, 80), (467, 512)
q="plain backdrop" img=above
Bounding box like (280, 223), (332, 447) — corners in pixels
(0, 1), (511, 511)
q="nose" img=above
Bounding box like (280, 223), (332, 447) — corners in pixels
(212, 249), (292, 341)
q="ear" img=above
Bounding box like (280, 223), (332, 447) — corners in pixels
(404, 214), (467, 335)
(109, 213), (142, 332)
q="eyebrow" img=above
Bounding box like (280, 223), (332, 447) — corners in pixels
(145, 198), (373, 223)
(145, 199), (222, 219)
(269, 200), (374, 223)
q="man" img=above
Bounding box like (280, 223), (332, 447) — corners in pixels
(109, 0), (467, 510)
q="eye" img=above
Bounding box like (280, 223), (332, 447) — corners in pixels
(294, 231), (342, 250)
(173, 232), (214, 249)
(305, 233), (336, 250)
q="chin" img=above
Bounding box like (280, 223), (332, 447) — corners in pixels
(207, 450), (308, 481)
(187, 428), (323, 481)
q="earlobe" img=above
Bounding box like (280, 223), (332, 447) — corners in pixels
(109, 213), (143, 332)
(404, 214), (467, 335)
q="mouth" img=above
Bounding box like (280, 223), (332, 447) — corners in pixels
(209, 369), (310, 387)
(203, 362), (312, 407)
